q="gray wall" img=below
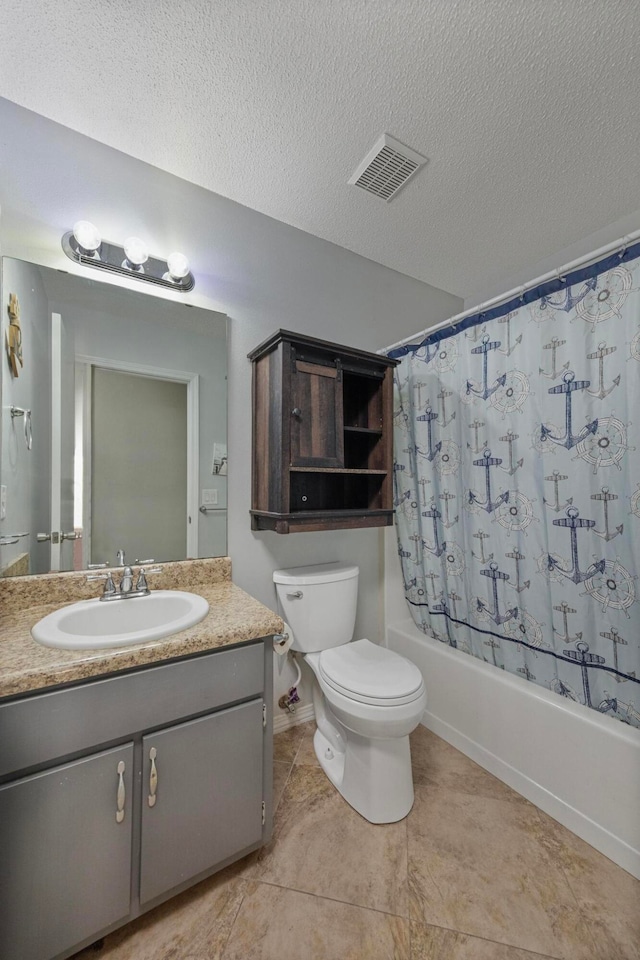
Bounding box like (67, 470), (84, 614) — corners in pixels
(463, 209), (640, 309)
(0, 258), (51, 574)
(0, 98), (462, 711)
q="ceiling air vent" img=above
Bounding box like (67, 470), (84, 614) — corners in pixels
(348, 134), (428, 202)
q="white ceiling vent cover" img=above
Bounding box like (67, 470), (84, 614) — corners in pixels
(348, 134), (428, 202)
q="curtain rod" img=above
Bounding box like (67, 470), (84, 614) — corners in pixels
(379, 228), (640, 355)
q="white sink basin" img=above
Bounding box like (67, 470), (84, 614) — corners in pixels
(32, 590), (210, 650)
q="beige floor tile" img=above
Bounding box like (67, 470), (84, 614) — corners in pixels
(407, 784), (578, 957)
(273, 723), (308, 764)
(293, 721), (321, 767)
(249, 764), (409, 916)
(409, 726), (529, 805)
(75, 726), (637, 960)
(221, 881), (409, 960)
(410, 921), (556, 960)
(72, 861), (247, 960)
(273, 760), (291, 812)
(541, 908), (640, 960)
(529, 809), (640, 960)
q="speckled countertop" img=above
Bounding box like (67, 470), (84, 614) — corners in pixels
(0, 558), (283, 700)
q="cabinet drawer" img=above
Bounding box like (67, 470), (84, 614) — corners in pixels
(0, 641), (265, 779)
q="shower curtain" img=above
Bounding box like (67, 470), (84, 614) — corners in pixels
(390, 242), (640, 728)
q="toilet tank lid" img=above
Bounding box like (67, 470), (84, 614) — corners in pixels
(273, 562), (359, 585)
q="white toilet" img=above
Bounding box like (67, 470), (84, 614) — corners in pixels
(273, 562), (427, 823)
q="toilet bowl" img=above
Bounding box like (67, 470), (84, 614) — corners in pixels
(273, 563), (427, 823)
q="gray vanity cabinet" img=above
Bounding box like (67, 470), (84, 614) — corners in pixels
(140, 699), (264, 904)
(0, 743), (134, 960)
(0, 638), (273, 960)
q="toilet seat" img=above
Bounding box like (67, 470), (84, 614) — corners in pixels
(319, 639), (425, 707)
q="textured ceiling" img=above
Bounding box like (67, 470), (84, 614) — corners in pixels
(1, 0), (639, 298)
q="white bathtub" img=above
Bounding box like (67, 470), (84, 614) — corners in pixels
(387, 617), (640, 879)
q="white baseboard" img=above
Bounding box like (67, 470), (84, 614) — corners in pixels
(272, 701), (315, 734)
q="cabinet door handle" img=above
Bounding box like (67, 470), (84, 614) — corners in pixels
(116, 760), (126, 823)
(291, 407), (302, 418)
(148, 747), (158, 807)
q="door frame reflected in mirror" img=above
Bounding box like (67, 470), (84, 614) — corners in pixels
(76, 355), (200, 567)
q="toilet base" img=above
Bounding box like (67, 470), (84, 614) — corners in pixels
(313, 725), (415, 824)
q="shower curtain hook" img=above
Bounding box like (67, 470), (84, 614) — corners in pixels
(519, 286), (526, 304)
(618, 235), (630, 259)
(555, 268), (566, 284)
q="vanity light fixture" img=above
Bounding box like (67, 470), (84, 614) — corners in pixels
(72, 220), (102, 256)
(62, 222), (194, 292)
(122, 236), (149, 271)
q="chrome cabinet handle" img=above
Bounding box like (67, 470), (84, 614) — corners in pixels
(116, 760), (126, 823)
(148, 747), (158, 807)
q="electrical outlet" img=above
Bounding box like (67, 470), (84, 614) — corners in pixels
(0, 485), (6, 520)
(202, 489), (218, 505)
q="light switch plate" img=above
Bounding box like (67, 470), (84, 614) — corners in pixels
(202, 489), (218, 505)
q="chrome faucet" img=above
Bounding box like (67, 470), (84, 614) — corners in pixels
(116, 548), (126, 566)
(119, 566), (134, 594)
(87, 558), (162, 601)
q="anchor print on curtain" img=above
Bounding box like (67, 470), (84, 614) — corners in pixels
(390, 243), (640, 728)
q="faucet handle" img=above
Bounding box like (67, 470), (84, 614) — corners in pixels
(86, 572), (117, 597)
(87, 562), (108, 569)
(135, 565), (162, 592)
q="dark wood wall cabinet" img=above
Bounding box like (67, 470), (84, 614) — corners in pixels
(249, 330), (399, 534)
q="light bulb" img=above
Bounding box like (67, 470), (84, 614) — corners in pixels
(73, 220), (101, 253)
(166, 252), (190, 280)
(123, 237), (148, 267)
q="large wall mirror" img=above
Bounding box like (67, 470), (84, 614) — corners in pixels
(1, 257), (227, 577)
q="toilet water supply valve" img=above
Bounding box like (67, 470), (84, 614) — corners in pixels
(273, 632), (301, 713)
(278, 686), (300, 713)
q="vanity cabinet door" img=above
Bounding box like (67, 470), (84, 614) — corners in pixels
(140, 698), (264, 905)
(0, 742), (133, 960)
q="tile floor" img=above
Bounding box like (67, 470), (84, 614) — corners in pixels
(75, 722), (639, 960)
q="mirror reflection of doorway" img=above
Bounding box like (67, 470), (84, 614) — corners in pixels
(89, 368), (188, 567)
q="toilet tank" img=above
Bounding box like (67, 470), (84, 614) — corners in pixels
(272, 563), (359, 653)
